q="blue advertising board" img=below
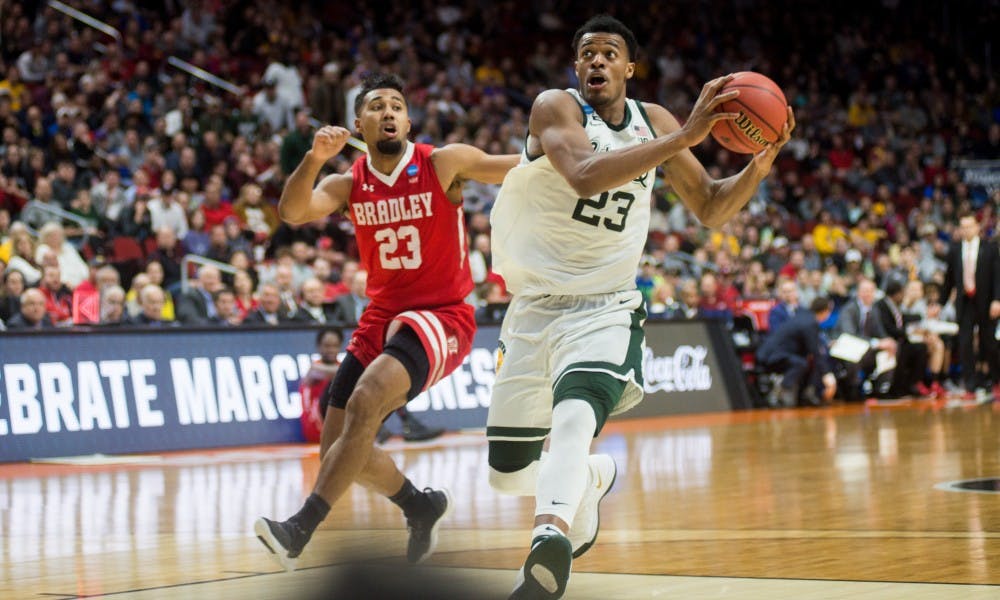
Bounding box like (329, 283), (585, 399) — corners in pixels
(0, 326), (500, 462)
(0, 320), (745, 462)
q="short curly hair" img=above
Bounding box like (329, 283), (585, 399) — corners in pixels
(572, 15), (638, 61)
(354, 72), (406, 115)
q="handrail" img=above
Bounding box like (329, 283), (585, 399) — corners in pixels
(662, 250), (719, 273)
(18, 200), (96, 246)
(47, 0), (123, 49)
(167, 55), (246, 96)
(180, 254), (238, 293)
(308, 116), (368, 153)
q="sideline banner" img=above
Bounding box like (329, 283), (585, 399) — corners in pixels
(0, 320), (746, 462)
(622, 318), (752, 419)
(0, 326), (500, 462)
(0, 329), (315, 463)
(954, 159), (1000, 197)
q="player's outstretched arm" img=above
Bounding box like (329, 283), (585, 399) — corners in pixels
(279, 126), (354, 225)
(659, 105), (795, 229)
(431, 144), (520, 188)
(534, 78), (738, 199)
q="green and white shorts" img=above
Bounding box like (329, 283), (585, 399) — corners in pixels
(486, 289), (646, 448)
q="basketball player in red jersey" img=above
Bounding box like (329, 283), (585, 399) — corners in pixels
(255, 73), (518, 570)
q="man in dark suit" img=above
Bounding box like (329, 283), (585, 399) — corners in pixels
(757, 297), (833, 407)
(6, 288), (55, 330)
(941, 212), (1000, 397)
(128, 284), (178, 327)
(833, 278), (898, 401)
(667, 279), (704, 320)
(767, 279), (800, 333)
(175, 264), (225, 325)
(329, 269), (369, 327)
(874, 279), (928, 397)
(294, 277), (338, 324)
(242, 282), (296, 326)
(207, 287), (242, 326)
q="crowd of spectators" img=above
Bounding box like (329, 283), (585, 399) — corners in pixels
(0, 1), (997, 401)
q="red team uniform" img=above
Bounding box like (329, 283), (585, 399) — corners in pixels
(299, 366), (334, 443)
(346, 142), (476, 389)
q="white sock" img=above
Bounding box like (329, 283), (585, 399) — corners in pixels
(534, 399), (596, 527)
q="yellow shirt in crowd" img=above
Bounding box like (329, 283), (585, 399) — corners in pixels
(812, 223), (848, 255)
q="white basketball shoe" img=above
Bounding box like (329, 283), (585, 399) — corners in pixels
(567, 454), (617, 558)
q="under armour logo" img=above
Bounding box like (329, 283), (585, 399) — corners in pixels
(361, 183), (375, 193)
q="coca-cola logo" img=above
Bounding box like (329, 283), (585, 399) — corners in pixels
(643, 345), (712, 393)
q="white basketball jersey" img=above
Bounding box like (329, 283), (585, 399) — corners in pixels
(491, 89), (655, 296)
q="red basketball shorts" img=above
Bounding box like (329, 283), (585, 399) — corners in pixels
(347, 301), (476, 391)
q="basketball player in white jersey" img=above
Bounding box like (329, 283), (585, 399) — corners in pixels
(487, 15), (794, 599)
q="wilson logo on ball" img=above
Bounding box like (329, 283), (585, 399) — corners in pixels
(733, 112), (771, 148)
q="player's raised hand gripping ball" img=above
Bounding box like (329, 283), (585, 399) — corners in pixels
(710, 72), (788, 154)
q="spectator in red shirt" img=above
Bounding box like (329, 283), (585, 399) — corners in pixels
(827, 133), (855, 174)
(71, 263), (121, 324)
(326, 259), (358, 300)
(699, 272), (734, 322)
(232, 269), (258, 320)
(199, 177), (234, 228)
(310, 257), (341, 302)
(779, 248), (806, 281)
(38, 264), (73, 326)
(716, 268), (742, 310)
(0, 173), (29, 214)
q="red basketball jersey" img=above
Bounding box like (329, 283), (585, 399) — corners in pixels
(348, 142), (472, 312)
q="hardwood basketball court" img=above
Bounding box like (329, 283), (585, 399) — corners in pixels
(1, 402), (997, 598)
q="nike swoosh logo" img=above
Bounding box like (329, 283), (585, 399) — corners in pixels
(551, 501), (568, 505)
(619, 299), (631, 305)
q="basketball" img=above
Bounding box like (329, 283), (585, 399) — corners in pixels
(710, 71), (788, 154)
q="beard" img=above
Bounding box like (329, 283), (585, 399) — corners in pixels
(375, 139), (404, 155)
(581, 87), (614, 109)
